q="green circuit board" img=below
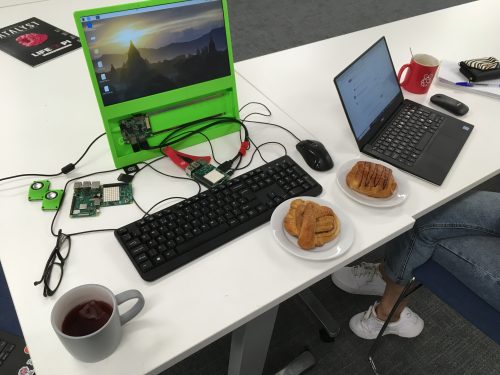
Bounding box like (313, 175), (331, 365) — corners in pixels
(119, 115), (152, 151)
(70, 181), (133, 217)
(186, 160), (229, 188)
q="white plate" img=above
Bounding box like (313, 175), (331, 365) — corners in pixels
(336, 158), (408, 208)
(270, 197), (354, 261)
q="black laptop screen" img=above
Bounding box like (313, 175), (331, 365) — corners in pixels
(335, 38), (400, 140)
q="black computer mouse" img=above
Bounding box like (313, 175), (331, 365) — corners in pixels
(430, 94), (469, 116)
(296, 140), (334, 171)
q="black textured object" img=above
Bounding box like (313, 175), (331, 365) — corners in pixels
(430, 94), (469, 116)
(115, 155), (323, 281)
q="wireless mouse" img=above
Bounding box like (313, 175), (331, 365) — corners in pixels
(430, 94), (469, 116)
(296, 140), (334, 171)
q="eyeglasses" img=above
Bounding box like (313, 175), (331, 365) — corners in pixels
(34, 230), (71, 297)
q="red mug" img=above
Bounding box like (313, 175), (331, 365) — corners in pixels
(397, 54), (439, 94)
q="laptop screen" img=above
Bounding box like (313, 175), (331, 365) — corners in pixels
(79, 0), (230, 106)
(335, 38), (401, 140)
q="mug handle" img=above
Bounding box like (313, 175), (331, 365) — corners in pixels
(115, 289), (145, 325)
(397, 63), (410, 84)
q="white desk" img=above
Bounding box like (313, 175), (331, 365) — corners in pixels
(0, 1), (415, 374)
(236, 0), (500, 220)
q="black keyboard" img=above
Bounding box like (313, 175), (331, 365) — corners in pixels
(372, 103), (445, 167)
(115, 155), (323, 281)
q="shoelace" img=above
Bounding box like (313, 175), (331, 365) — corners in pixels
(363, 304), (375, 321)
(351, 262), (380, 281)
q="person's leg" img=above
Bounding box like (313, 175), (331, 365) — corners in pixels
(380, 190), (500, 319)
(384, 190), (500, 286)
(337, 191), (500, 338)
(375, 263), (406, 321)
(432, 236), (500, 311)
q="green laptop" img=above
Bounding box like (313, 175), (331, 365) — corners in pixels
(74, 0), (239, 168)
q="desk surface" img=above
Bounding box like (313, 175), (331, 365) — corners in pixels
(236, 0), (500, 220)
(0, 1), (416, 374)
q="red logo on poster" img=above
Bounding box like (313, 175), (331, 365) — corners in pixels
(16, 33), (48, 47)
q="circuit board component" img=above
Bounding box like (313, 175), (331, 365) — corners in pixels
(186, 160), (229, 188)
(70, 181), (133, 217)
(119, 114), (152, 151)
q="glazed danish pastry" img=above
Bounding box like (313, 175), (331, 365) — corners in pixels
(346, 161), (397, 198)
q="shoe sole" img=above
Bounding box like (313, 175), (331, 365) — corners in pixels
(331, 274), (384, 296)
(349, 315), (424, 339)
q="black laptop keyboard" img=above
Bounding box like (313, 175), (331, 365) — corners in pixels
(115, 155), (323, 281)
(372, 103), (445, 166)
(0, 339), (15, 367)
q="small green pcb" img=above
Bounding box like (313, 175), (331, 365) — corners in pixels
(28, 180), (50, 201)
(42, 190), (64, 211)
(70, 181), (133, 218)
(186, 160), (229, 188)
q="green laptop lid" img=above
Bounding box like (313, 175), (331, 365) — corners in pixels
(74, 0), (239, 168)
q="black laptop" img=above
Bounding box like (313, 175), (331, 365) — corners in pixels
(334, 37), (473, 185)
(0, 330), (33, 374)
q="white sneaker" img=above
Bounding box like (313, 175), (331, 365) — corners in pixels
(331, 262), (386, 296)
(349, 302), (424, 339)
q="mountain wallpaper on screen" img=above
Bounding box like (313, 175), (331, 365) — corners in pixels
(85, 1), (230, 106)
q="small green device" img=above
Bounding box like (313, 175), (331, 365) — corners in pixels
(28, 180), (50, 201)
(42, 190), (64, 211)
(186, 160), (229, 188)
(70, 181), (133, 217)
(74, 0), (240, 169)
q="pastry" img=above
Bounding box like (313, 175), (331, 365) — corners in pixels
(346, 161), (397, 198)
(283, 199), (341, 250)
(283, 199), (306, 236)
(297, 202), (317, 250)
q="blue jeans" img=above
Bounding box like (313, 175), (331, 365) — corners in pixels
(384, 190), (500, 311)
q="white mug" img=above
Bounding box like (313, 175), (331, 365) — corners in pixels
(51, 284), (144, 362)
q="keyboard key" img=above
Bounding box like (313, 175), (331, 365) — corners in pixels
(416, 132), (433, 150)
(176, 222), (230, 254)
(140, 260), (153, 273)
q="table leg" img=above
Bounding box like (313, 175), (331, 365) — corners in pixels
(228, 305), (279, 375)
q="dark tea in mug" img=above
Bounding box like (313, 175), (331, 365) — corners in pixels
(62, 300), (113, 336)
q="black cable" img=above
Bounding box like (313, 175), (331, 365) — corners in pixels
(145, 162), (202, 194)
(136, 156), (166, 172)
(151, 114), (223, 136)
(243, 119), (302, 142)
(50, 167), (121, 237)
(239, 101), (272, 117)
(143, 196), (186, 218)
(161, 117), (248, 147)
(0, 171), (63, 183)
(247, 136), (266, 164)
(188, 131), (221, 164)
(160, 117), (249, 152)
(0, 132), (107, 183)
(135, 156), (202, 193)
(72, 133), (107, 166)
(236, 141), (287, 170)
(238, 101), (302, 142)
(159, 117), (250, 174)
(130, 156), (202, 216)
(133, 199), (147, 215)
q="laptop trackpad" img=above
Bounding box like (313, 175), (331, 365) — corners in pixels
(416, 124), (465, 181)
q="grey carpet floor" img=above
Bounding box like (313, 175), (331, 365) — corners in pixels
(164, 275), (500, 375)
(228, 0), (475, 62)
(163, 0), (499, 374)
